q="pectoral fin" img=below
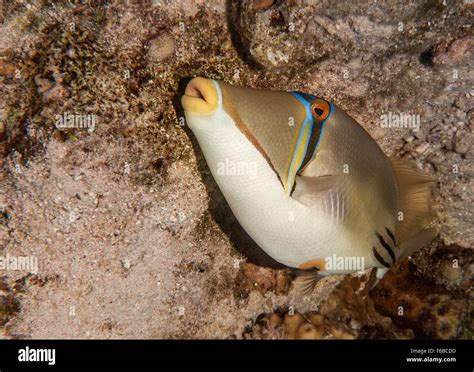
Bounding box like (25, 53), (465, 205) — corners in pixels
(292, 174), (343, 205)
(292, 174), (348, 225)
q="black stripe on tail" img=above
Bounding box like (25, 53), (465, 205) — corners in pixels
(385, 227), (397, 245)
(376, 233), (396, 263)
(372, 247), (391, 268)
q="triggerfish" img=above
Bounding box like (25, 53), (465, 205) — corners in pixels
(181, 77), (437, 291)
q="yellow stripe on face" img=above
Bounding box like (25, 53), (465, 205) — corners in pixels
(285, 121), (311, 193)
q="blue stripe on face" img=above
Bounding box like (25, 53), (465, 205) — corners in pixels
(291, 92), (334, 160)
(212, 80), (223, 106)
(288, 92), (314, 190)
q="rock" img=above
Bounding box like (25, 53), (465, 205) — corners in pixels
(0, 59), (15, 78)
(43, 84), (69, 102)
(307, 312), (324, 325)
(412, 242), (472, 292)
(246, 272), (411, 339)
(34, 75), (54, 93)
(267, 313), (283, 328)
(254, 312), (283, 329)
(283, 311), (306, 339)
(433, 36), (474, 65)
(234, 262), (291, 297)
(243, 312), (285, 339)
(147, 33), (175, 63)
(439, 260), (462, 284)
(331, 325), (357, 339)
(414, 142), (430, 155)
(295, 322), (323, 339)
(230, 0), (316, 69)
(250, 0), (274, 12)
(453, 130), (473, 156)
(371, 258), (470, 339)
(0, 290), (18, 328)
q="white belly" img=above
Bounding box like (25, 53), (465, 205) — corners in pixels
(186, 110), (365, 271)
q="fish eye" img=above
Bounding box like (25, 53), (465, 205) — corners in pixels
(311, 99), (330, 121)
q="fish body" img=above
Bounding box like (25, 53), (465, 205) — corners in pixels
(181, 77), (436, 279)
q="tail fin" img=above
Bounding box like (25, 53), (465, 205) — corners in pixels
(389, 157), (438, 257)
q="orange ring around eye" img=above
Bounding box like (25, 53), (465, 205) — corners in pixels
(310, 99), (330, 121)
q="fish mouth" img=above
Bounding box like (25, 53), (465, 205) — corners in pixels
(181, 77), (219, 114)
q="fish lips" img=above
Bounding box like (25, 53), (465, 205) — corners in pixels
(181, 77), (220, 114)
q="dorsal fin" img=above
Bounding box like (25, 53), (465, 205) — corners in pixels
(389, 157), (437, 252)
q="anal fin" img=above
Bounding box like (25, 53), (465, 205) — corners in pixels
(293, 268), (323, 296)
